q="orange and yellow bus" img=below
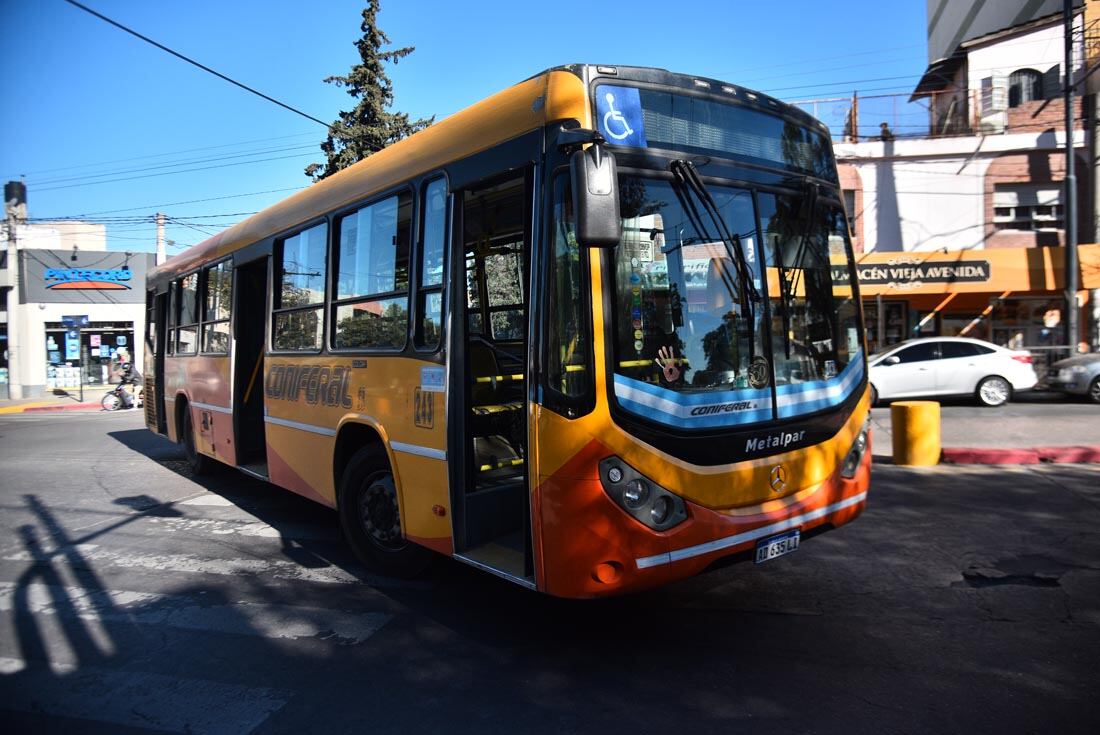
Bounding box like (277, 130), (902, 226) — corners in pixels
(144, 65), (871, 598)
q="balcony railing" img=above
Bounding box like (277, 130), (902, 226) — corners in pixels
(790, 89), (977, 143)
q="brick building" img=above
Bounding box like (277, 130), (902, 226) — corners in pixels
(825, 1), (1100, 358)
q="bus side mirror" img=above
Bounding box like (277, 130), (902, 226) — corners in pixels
(570, 144), (621, 248)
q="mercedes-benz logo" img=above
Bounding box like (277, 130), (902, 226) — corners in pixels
(769, 464), (788, 492)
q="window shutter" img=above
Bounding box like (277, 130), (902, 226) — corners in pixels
(1042, 64), (1061, 99)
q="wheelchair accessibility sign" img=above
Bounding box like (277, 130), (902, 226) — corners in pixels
(596, 86), (647, 148)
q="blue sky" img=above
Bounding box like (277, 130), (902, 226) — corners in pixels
(0, 0), (928, 254)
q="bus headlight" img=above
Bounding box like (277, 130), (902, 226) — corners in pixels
(599, 458), (687, 531)
(623, 479), (650, 509)
(841, 417), (871, 479)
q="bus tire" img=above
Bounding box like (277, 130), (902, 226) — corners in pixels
(339, 446), (433, 578)
(181, 405), (216, 476)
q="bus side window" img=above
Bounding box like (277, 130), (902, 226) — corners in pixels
(546, 176), (591, 402)
(201, 260), (232, 353)
(177, 273), (199, 355)
(332, 193), (412, 351)
(273, 222), (328, 351)
(167, 281), (177, 355)
(415, 178), (446, 351)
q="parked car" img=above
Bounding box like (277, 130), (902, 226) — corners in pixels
(868, 337), (1037, 407)
(1036, 353), (1100, 404)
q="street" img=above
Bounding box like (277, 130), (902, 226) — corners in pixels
(0, 410), (1098, 734)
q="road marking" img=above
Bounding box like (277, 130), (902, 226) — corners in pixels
(0, 581), (390, 645)
(3, 544), (362, 585)
(0, 655), (288, 735)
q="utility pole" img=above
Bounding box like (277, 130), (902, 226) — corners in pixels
(4, 180), (26, 400)
(1065, 0), (1081, 354)
(156, 212), (166, 265)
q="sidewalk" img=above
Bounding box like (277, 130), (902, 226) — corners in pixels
(870, 398), (1100, 465)
(0, 391), (105, 414)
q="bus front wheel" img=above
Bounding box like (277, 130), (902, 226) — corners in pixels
(339, 446), (432, 578)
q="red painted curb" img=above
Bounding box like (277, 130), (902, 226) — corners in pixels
(942, 448), (1041, 464)
(21, 403), (103, 413)
(1034, 446), (1100, 464)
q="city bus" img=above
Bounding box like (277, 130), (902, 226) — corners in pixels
(143, 64), (872, 598)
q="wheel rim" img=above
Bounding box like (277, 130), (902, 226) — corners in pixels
(980, 378), (1009, 405)
(102, 393), (120, 410)
(357, 474), (405, 551)
(1090, 379), (1100, 403)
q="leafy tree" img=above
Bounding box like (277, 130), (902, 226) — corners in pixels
(305, 0), (433, 181)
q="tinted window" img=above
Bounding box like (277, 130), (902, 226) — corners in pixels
(894, 343), (939, 363)
(940, 342), (978, 359)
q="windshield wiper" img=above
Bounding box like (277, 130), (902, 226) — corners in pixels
(777, 180), (820, 359)
(670, 160), (762, 306)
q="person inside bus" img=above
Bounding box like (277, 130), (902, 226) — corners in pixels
(684, 257), (744, 388)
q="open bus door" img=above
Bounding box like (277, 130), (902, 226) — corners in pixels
(448, 170), (536, 586)
(233, 256), (269, 478)
(146, 289), (168, 434)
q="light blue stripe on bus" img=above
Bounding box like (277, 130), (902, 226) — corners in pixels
(613, 374), (773, 429)
(776, 357), (864, 419)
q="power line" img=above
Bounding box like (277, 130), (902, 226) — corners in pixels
(41, 187), (306, 219)
(29, 143), (317, 187)
(7, 131), (318, 179)
(62, 0), (332, 130)
(34, 151), (316, 192)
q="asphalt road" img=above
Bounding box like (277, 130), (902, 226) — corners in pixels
(1, 411), (1098, 734)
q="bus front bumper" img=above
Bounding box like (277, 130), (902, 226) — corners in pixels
(535, 435), (872, 599)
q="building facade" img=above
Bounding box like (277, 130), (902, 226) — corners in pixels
(828, 1), (1100, 362)
(1, 221), (153, 399)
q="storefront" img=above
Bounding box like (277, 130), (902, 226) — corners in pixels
(4, 248), (154, 398)
(839, 244), (1100, 368)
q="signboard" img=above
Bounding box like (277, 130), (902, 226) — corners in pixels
(19, 250), (154, 304)
(62, 314), (90, 328)
(833, 258), (991, 288)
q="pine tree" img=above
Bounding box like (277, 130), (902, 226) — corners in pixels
(305, 0), (433, 181)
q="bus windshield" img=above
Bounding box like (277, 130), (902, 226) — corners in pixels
(611, 175), (862, 429)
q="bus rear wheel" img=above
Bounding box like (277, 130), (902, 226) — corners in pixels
(339, 446), (432, 578)
(181, 406), (216, 476)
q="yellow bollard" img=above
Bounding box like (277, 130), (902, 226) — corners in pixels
(891, 401), (941, 466)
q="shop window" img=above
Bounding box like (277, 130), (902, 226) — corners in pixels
(273, 222), (328, 351)
(1007, 69), (1042, 108)
(176, 273), (199, 354)
(202, 260), (232, 353)
(415, 178), (446, 351)
(993, 184), (1063, 231)
(332, 192), (411, 351)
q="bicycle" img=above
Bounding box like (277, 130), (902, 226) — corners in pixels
(101, 381), (143, 411)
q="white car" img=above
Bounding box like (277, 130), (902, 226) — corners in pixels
(868, 337), (1038, 407)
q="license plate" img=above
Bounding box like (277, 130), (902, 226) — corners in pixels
(754, 529), (800, 564)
